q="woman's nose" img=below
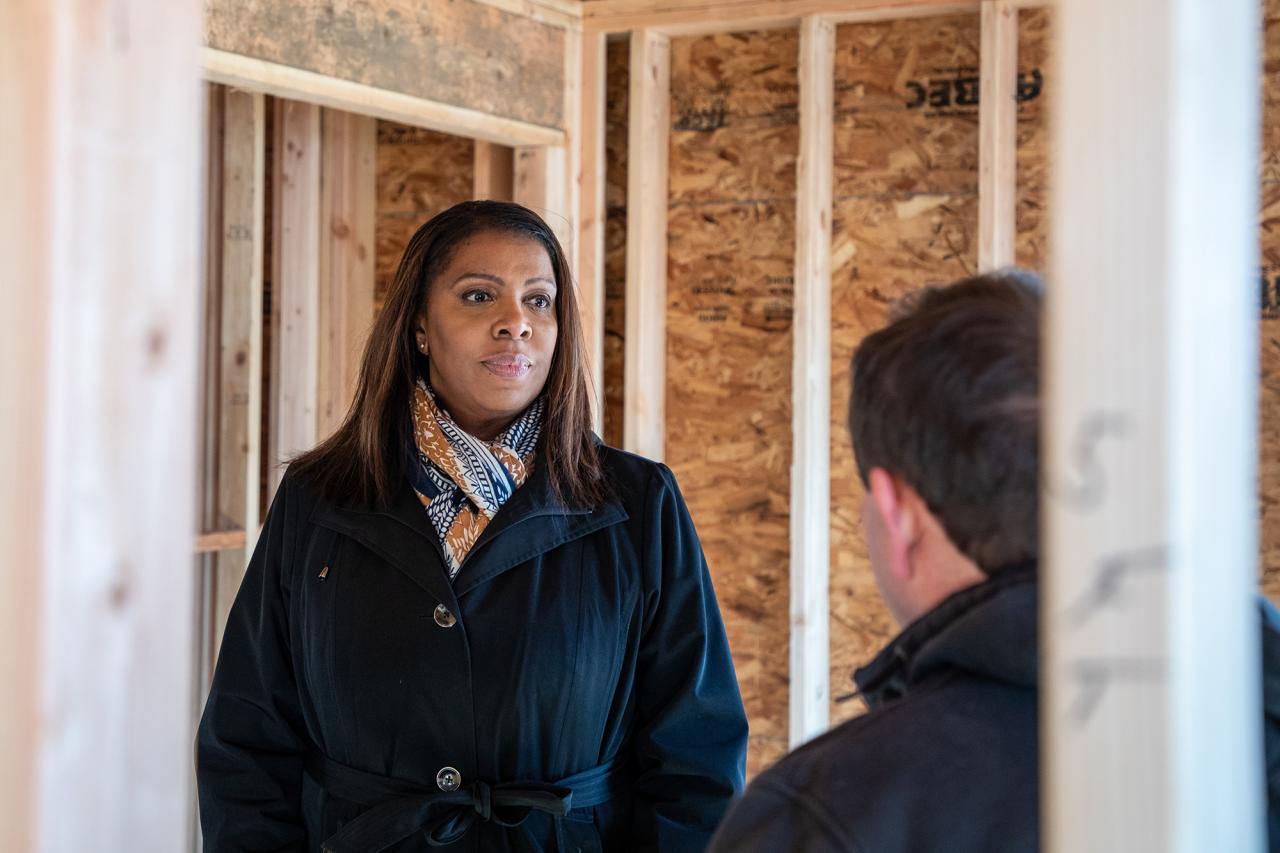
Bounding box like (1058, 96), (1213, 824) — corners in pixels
(493, 302), (532, 339)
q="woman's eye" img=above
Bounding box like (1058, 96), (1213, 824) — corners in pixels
(527, 294), (552, 310)
(462, 290), (492, 304)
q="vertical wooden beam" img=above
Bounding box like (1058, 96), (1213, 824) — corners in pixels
(1046, 1), (1263, 851)
(318, 109), (376, 440)
(0, 0), (202, 848)
(790, 15), (834, 750)
(210, 88), (266, 661)
(473, 141), (515, 201)
(268, 99), (321, 500)
(624, 28), (670, 460)
(201, 84), (227, 546)
(577, 28), (609, 432)
(978, 0), (1017, 271)
(515, 145), (571, 249)
(0, 3), (50, 846)
(192, 82), (227, 853)
(562, 23), (585, 279)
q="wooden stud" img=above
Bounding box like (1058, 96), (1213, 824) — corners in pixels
(0, 3), (49, 844)
(623, 29), (670, 461)
(217, 89), (266, 521)
(562, 24), (585, 277)
(515, 145), (572, 250)
(1046, 1), (1264, 850)
(978, 0), (1017, 271)
(201, 85), (227, 543)
(790, 15), (834, 750)
(209, 87), (267, 664)
(0, 0), (203, 846)
(268, 99), (322, 501)
(576, 28), (610, 431)
(473, 141), (515, 201)
(318, 109), (377, 440)
(204, 49), (566, 148)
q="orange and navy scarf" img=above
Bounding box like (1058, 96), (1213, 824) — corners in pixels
(409, 380), (543, 578)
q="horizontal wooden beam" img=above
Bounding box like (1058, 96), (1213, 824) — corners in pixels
(195, 530), (248, 554)
(202, 48), (565, 148)
(205, 0), (566, 128)
(583, 0), (1049, 35)
(470, 0), (583, 28)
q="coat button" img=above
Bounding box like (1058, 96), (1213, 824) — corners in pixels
(434, 604), (456, 628)
(436, 766), (461, 792)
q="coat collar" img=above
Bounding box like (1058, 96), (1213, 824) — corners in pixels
(310, 456), (627, 606)
(852, 562), (1038, 709)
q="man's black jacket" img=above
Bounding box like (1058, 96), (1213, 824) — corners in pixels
(711, 565), (1280, 853)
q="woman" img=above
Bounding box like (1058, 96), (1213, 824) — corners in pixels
(197, 201), (748, 852)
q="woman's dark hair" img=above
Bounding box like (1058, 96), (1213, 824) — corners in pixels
(850, 269), (1043, 572)
(292, 200), (607, 509)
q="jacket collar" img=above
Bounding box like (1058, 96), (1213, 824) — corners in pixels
(852, 562), (1038, 709)
(310, 455), (627, 606)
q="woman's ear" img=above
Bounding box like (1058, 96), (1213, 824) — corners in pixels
(414, 314), (429, 355)
(867, 467), (918, 581)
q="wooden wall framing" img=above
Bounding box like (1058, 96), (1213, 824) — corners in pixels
(978, 0), (1017, 270)
(1, 1), (204, 848)
(587, 0), (1049, 768)
(623, 29), (671, 460)
(188, 0), (1272, 823)
(577, 30), (610, 428)
(1045, 1), (1264, 849)
(203, 0), (569, 132)
(198, 85), (267, 685)
(268, 99), (322, 500)
(790, 15), (835, 748)
(581, 0), (1049, 36)
(319, 111), (378, 438)
(474, 142), (516, 200)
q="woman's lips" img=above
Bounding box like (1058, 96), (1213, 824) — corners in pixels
(481, 353), (533, 379)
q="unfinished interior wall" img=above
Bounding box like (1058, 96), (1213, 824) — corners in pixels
(827, 12), (982, 724)
(604, 41), (629, 450)
(1262, 0), (1280, 600)
(665, 29), (799, 776)
(204, 0), (567, 129)
(375, 123), (474, 312)
(1015, 8), (1051, 269)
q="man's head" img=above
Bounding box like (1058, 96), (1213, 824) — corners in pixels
(850, 270), (1042, 626)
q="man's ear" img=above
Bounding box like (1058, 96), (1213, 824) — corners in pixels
(867, 467), (918, 581)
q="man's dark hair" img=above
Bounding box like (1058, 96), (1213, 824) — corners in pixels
(849, 269), (1043, 572)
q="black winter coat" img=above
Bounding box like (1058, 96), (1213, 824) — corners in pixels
(708, 565), (1040, 853)
(711, 566), (1280, 853)
(197, 445), (748, 852)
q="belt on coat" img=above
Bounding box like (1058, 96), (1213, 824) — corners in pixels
(305, 749), (626, 852)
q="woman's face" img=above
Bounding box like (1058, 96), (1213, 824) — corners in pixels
(414, 230), (558, 440)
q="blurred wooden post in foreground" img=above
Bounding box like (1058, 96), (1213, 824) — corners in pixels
(1045, 1), (1264, 851)
(0, 1), (203, 849)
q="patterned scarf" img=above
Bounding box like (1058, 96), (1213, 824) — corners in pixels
(409, 380), (544, 578)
